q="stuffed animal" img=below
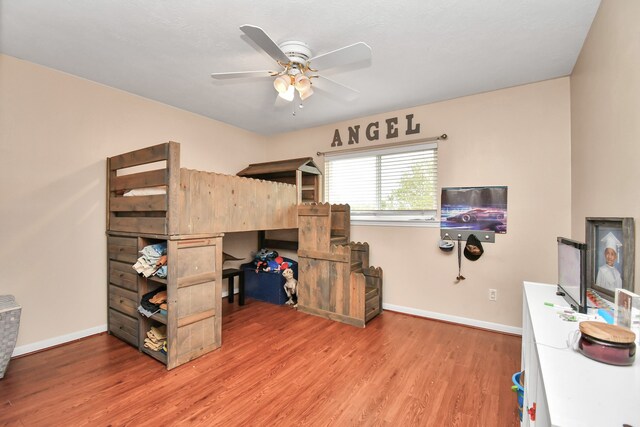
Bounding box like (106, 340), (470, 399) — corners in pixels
(282, 268), (298, 307)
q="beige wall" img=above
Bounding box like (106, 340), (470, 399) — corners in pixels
(1, 52), (576, 351)
(0, 55), (265, 349)
(571, 0), (640, 293)
(270, 78), (572, 329)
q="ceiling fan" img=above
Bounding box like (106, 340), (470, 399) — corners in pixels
(211, 25), (372, 103)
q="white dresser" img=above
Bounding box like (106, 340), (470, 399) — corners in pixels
(521, 281), (640, 426)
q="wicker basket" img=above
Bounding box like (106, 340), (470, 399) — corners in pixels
(0, 295), (21, 379)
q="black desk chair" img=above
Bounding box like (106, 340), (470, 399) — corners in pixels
(223, 268), (245, 306)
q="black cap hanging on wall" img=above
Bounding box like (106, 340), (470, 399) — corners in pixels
(464, 234), (484, 261)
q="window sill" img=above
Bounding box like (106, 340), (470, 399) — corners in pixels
(351, 218), (439, 228)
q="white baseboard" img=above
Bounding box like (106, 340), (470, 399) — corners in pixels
(12, 324), (108, 357)
(382, 303), (522, 335)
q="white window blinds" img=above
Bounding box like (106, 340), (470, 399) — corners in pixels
(324, 142), (438, 222)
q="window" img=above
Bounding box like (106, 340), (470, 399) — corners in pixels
(324, 142), (438, 225)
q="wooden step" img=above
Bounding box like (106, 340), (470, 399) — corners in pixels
(365, 301), (380, 323)
(330, 236), (348, 246)
(351, 261), (363, 273)
(365, 285), (380, 323)
(365, 286), (378, 301)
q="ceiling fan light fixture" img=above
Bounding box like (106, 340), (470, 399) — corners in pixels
(279, 84), (295, 102)
(294, 73), (311, 92)
(273, 75), (290, 93)
(299, 85), (313, 101)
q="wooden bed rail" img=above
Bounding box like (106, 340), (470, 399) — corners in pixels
(108, 141), (178, 170)
(107, 141), (299, 236)
(107, 142), (179, 235)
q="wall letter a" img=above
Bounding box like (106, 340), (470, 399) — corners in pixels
(331, 129), (343, 147)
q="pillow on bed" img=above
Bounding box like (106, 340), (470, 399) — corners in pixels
(123, 186), (167, 197)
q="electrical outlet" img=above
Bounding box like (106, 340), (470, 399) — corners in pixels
(489, 289), (497, 301)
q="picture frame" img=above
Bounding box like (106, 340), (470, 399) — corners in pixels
(440, 186), (508, 233)
(586, 217), (635, 300)
(615, 289), (640, 343)
(614, 288), (639, 329)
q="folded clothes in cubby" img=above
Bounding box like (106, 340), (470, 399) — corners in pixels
(133, 242), (168, 278)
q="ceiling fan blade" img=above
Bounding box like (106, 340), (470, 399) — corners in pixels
(313, 75), (360, 101)
(211, 70), (275, 80)
(308, 42), (371, 71)
(240, 25), (290, 64)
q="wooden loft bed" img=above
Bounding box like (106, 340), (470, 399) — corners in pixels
(106, 141), (383, 369)
(106, 141), (300, 369)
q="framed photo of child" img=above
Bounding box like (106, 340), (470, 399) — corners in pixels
(586, 217), (635, 300)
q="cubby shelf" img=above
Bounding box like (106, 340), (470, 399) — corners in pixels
(147, 276), (167, 286)
(141, 346), (167, 365)
(107, 233), (222, 370)
(149, 312), (167, 325)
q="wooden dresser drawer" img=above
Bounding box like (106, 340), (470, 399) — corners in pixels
(108, 236), (138, 263)
(109, 260), (138, 292)
(109, 308), (138, 347)
(109, 285), (138, 317)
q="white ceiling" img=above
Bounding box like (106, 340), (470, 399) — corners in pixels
(0, 0), (601, 136)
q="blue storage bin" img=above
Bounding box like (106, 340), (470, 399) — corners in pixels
(511, 371), (524, 421)
(242, 258), (298, 305)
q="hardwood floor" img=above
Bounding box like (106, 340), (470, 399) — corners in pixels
(0, 300), (521, 426)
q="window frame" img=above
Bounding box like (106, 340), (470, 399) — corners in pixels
(323, 141), (439, 227)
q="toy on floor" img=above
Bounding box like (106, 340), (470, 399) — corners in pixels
(282, 268), (298, 307)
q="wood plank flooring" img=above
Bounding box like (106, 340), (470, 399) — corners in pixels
(0, 300), (522, 426)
